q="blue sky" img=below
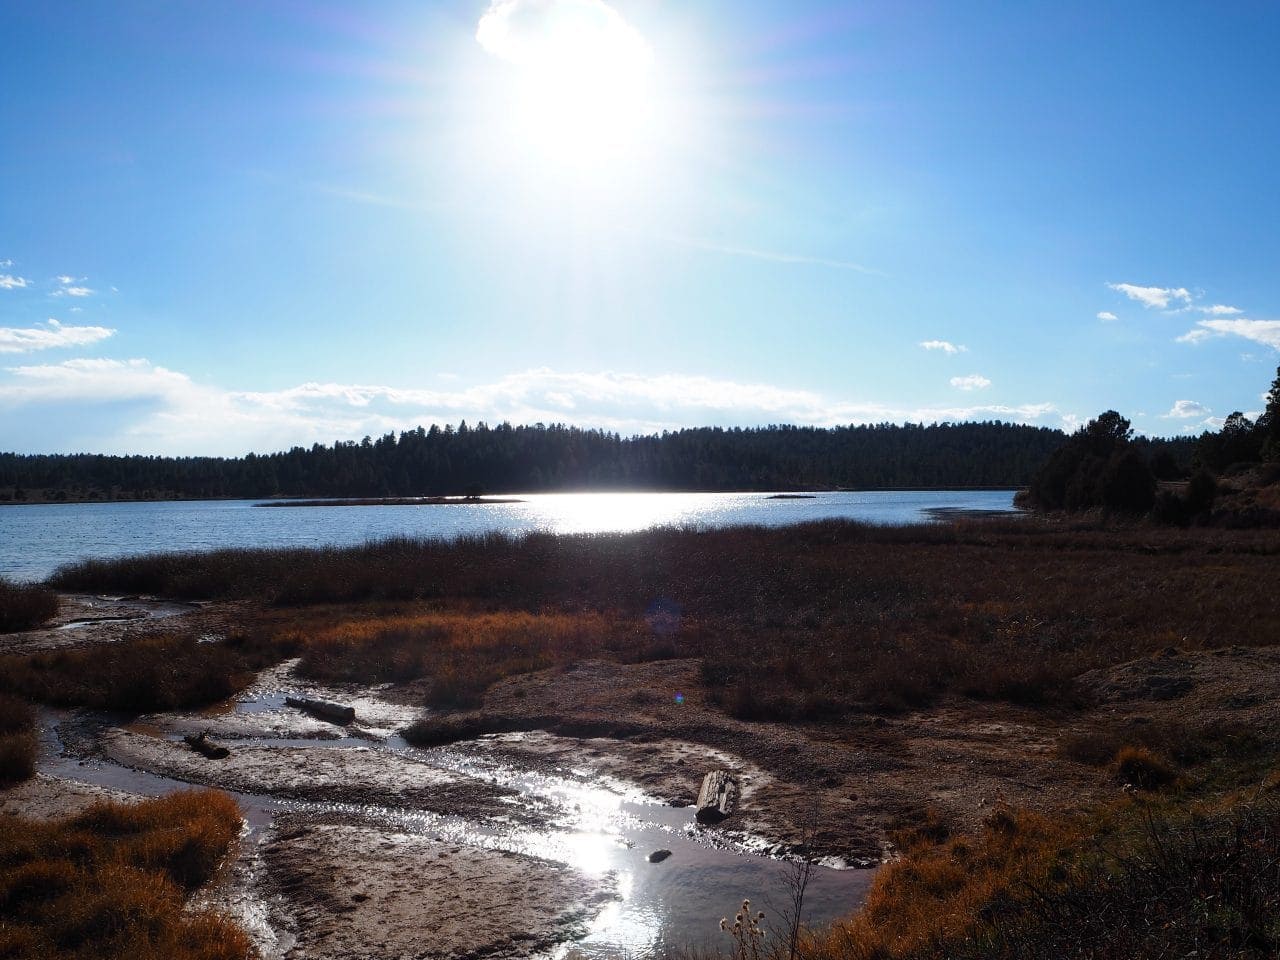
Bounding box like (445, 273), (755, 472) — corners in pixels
(2, 0), (1278, 455)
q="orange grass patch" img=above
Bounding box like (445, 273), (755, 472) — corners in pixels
(0, 790), (254, 960)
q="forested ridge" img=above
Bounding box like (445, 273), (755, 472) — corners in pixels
(0, 420), (1194, 502)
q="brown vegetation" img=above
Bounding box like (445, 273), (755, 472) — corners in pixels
(42, 519), (1280, 719)
(292, 609), (656, 707)
(0, 694), (37, 787)
(800, 792), (1280, 960)
(0, 577), (59, 633)
(0, 631), (288, 714)
(0, 790), (253, 960)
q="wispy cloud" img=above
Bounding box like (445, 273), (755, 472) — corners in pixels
(52, 277), (94, 298)
(0, 274), (30, 290)
(1199, 304), (1242, 316)
(0, 319), (116, 354)
(1096, 311), (1118, 322)
(0, 362), (1064, 455)
(1107, 282), (1192, 310)
(1178, 318), (1280, 350)
(672, 235), (884, 276)
(950, 374), (991, 391)
(920, 339), (967, 354)
(1164, 399), (1210, 419)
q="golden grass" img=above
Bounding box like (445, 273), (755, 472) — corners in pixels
(292, 609), (654, 707)
(0, 790), (254, 960)
(815, 805), (1082, 959)
(806, 789), (1280, 960)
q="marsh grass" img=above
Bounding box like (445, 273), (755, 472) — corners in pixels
(806, 793), (1280, 960)
(0, 790), (253, 960)
(0, 577), (59, 633)
(40, 519), (1280, 719)
(292, 609), (654, 707)
(0, 631), (288, 714)
(0, 693), (37, 786)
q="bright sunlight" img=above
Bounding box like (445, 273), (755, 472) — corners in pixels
(476, 0), (656, 166)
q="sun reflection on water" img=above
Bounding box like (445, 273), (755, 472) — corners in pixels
(528, 492), (715, 535)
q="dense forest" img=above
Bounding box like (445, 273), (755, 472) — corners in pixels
(0, 420), (1199, 503)
(1023, 364), (1280, 525)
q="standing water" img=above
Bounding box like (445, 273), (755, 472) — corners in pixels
(0, 490), (1018, 581)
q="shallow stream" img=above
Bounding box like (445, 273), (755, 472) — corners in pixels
(37, 673), (876, 957)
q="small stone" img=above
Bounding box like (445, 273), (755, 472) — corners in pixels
(648, 849), (672, 863)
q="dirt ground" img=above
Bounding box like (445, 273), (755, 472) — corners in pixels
(249, 815), (612, 960)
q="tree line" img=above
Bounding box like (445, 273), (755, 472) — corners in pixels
(1024, 364), (1280, 523)
(0, 420), (1186, 502)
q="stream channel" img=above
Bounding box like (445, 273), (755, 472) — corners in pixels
(35, 656), (876, 957)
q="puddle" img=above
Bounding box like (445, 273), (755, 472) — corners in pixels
(36, 694), (875, 958)
(57, 615), (147, 630)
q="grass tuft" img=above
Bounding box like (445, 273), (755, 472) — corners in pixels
(1114, 746), (1177, 791)
(0, 577), (59, 633)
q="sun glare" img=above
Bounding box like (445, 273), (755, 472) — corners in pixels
(477, 0), (657, 167)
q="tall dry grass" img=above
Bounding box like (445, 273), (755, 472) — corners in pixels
(0, 577), (59, 633)
(0, 790), (253, 960)
(41, 519), (1280, 718)
(292, 609), (655, 707)
(0, 631), (289, 714)
(804, 794), (1280, 960)
(0, 693), (37, 786)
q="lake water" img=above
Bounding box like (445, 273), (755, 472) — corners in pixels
(0, 489), (1018, 582)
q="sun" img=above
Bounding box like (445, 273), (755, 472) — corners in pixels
(477, 0), (657, 167)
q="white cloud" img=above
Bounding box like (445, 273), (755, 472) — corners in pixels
(0, 274), (29, 290)
(52, 285), (94, 298)
(476, 0), (650, 71)
(1177, 318), (1280, 350)
(1107, 282), (1193, 309)
(1176, 328), (1214, 345)
(0, 319), (116, 354)
(1, 358), (189, 401)
(950, 374), (992, 391)
(1096, 311), (1118, 322)
(0, 259), (13, 269)
(0, 362), (1063, 456)
(55, 275), (76, 285)
(920, 340), (967, 354)
(1200, 304), (1242, 316)
(1164, 399), (1210, 419)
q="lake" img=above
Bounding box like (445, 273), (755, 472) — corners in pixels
(0, 489), (1018, 582)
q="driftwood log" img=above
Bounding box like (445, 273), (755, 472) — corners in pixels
(183, 731), (229, 760)
(285, 696), (355, 725)
(695, 770), (737, 823)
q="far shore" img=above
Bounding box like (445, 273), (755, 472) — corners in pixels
(255, 496), (526, 508)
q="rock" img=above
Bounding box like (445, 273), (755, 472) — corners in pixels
(285, 696), (356, 725)
(696, 770), (737, 823)
(648, 849), (672, 863)
(183, 731), (230, 760)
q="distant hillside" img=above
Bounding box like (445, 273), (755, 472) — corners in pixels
(0, 421), (1195, 503)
